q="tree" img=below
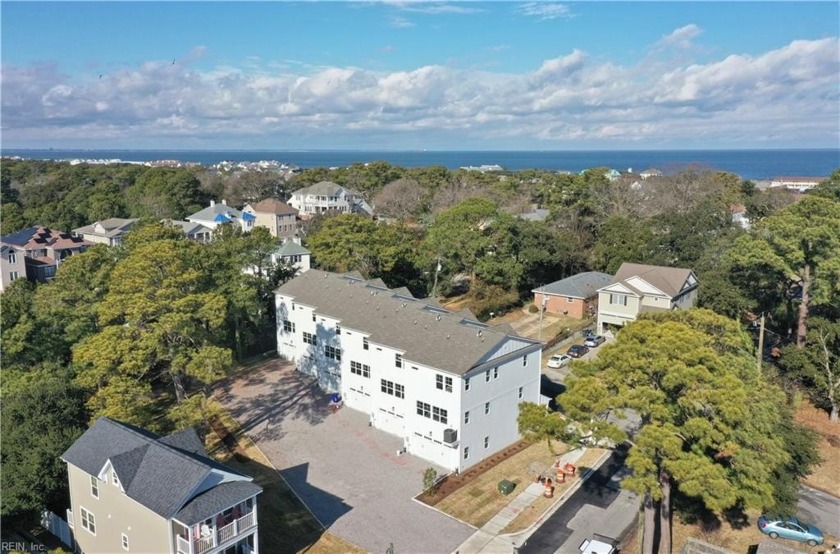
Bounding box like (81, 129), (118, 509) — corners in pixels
(517, 402), (568, 453)
(561, 309), (791, 554)
(781, 317), (840, 422)
(373, 178), (428, 219)
(591, 216), (658, 274)
(808, 169), (840, 202)
(1, 368), (88, 522)
(728, 196), (840, 347)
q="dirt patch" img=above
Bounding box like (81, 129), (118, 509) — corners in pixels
(795, 401), (840, 496)
(419, 439), (532, 506)
(208, 415), (250, 463)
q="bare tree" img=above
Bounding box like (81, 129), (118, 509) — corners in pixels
(373, 178), (427, 220)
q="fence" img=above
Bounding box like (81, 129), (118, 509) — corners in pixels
(41, 509), (76, 551)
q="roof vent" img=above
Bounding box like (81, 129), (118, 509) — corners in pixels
(477, 330), (483, 337)
(436, 314), (442, 321)
(402, 302), (407, 308)
(447, 334), (450, 339)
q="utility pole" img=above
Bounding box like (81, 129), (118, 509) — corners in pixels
(756, 313), (766, 375)
(538, 294), (547, 341)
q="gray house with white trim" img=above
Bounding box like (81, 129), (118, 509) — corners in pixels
(62, 418), (261, 554)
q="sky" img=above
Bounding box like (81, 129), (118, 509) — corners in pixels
(1, 1), (839, 150)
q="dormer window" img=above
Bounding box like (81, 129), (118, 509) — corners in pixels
(112, 470), (119, 487)
(90, 475), (99, 498)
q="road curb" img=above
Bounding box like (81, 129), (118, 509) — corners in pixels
(503, 448), (615, 545)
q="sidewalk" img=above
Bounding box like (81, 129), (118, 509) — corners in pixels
(454, 449), (608, 554)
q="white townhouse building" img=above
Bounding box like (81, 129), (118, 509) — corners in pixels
(287, 182), (373, 218)
(275, 270), (542, 473)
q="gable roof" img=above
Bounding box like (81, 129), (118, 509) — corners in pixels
(608, 263), (696, 298)
(73, 218), (139, 238)
(291, 181), (346, 197)
(274, 241), (310, 257)
(276, 270), (540, 374)
(187, 202), (251, 224)
(62, 418), (260, 521)
(161, 219), (213, 236)
(248, 198), (298, 216)
(1, 226), (90, 251)
(534, 271), (612, 299)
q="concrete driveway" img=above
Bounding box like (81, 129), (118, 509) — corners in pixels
(215, 360), (473, 554)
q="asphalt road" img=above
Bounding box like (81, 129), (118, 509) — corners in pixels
(519, 445), (637, 554)
(798, 484), (840, 537)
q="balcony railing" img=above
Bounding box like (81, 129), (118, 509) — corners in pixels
(188, 511), (256, 554)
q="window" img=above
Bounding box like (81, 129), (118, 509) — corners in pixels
(518, 387), (524, 399)
(112, 470), (119, 486)
(395, 353), (402, 368)
(363, 337), (369, 350)
(484, 402), (490, 415)
(610, 293), (628, 306)
(485, 369), (491, 383)
(90, 475), (99, 498)
(416, 401), (430, 418)
(484, 436), (489, 449)
(81, 507), (96, 535)
(122, 533), (130, 551)
(335, 325), (341, 335)
(351, 361), (370, 377)
(8, 252), (16, 264)
(283, 320), (295, 333)
(436, 375), (453, 392)
(464, 411), (470, 424)
(312, 313), (316, 322)
(381, 379), (404, 398)
(463, 447), (470, 460)
(9, 271), (19, 281)
(523, 355), (527, 367)
(302, 332), (316, 345)
(325, 345), (341, 362)
(493, 367), (498, 380)
(567, 297), (574, 303)
(464, 378), (470, 391)
(432, 406), (448, 424)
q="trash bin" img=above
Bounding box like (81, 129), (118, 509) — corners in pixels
(498, 480), (516, 495)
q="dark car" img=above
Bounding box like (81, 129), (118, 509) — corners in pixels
(567, 344), (590, 358)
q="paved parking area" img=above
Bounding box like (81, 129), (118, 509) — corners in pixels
(215, 360), (474, 554)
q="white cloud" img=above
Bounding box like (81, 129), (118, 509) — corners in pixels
(517, 2), (573, 20)
(387, 14), (415, 28)
(1, 37), (837, 148)
(659, 24), (702, 48)
(385, 2), (483, 15)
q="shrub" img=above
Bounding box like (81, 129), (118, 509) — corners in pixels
(528, 304), (539, 314)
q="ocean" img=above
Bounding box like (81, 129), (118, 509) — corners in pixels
(2, 148), (838, 181)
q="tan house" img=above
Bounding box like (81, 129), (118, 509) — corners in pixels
(287, 181), (373, 219)
(0, 243), (27, 292)
(596, 262), (698, 333)
(242, 198), (299, 239)
(532, 271), (612, 319)
(73, 218), (139, 246)
(62, 417), (261, 554)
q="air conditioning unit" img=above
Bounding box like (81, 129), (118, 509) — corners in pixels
(443, 429), (458, 444)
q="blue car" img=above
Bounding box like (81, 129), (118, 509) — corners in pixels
(757, 515), (824, 546)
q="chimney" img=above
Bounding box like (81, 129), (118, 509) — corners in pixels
(210, 200), (215, 207)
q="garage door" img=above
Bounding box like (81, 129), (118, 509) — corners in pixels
(376, 408), (405, 437)
(346, 386), (371, 412)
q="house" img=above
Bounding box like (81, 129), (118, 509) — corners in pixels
(287, 182), (372, 218)
(186, 200), (256, 233)
(161, 220), (214, 243)
(61, 417), (261, 554)
(603, 169), (622, 182)
(596, 263), (698, 334)
(532, 271), (613, 318)
(769, 176), (826, 192)
(730, 203), (750, 230)
(640, 168), (663, 180)
(0, 243), (27, 291)
(0, 227), (90, 282)
(73, 218), (139, 246)
(242, 198), (299, 239)
(275, 270), (542, 473)
(243, 238), (311, 277)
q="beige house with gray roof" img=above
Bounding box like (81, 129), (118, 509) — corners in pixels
(287, 181), (372, 218)
(596, 262), (698, 333)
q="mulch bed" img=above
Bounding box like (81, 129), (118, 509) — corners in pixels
(418, 439), (531, 507)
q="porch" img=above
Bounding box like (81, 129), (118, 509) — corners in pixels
(175, 501), (257, 554)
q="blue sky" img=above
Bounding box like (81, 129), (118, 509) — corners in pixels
(2, 1), (838, 150)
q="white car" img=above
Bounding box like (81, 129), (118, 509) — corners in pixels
(547, 354), (572, 368)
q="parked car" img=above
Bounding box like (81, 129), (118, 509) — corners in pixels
(567, 344), (590, 358)
(757, 515), (824, 546)
(547, 354), (572, 368)
(583, 335), (607, 348)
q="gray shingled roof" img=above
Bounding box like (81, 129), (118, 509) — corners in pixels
(72, 218), (138, 238)
(275, 270), (540, 374)
(249, 198), (298, 215)
(533, 271), (612, 299)
(174, 481), (264, 525)
(162, 219), (213, 236)
(292, 181), (345, 197)
(187, 202), (246, 222)
(275, 241), (310, 257)
(62, 418), (260, 520)
(609, 263), (695, 298)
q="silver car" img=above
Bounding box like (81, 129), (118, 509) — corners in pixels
(583, 335), (606, 347)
